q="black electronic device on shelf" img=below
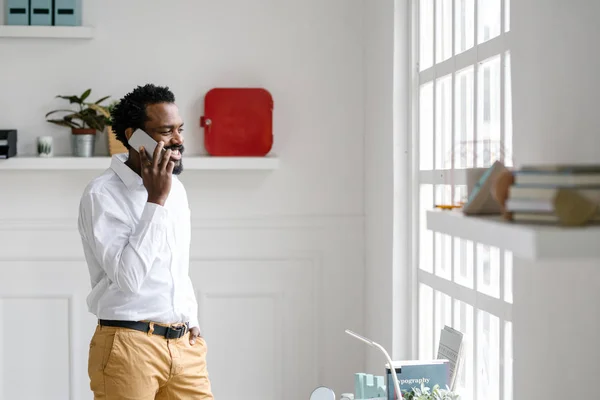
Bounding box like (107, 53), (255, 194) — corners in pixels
(0, 130), (17, 159)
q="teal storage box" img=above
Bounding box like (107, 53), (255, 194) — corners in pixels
(30, 0), (52, 26)
(54, 0), (80, 26)
(6, 0), (29, 25)
(385, 360), (450, 399)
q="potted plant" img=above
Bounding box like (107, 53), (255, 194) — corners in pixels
(402, 384), (460, 400)
(104, 100), (128, 156)
(45, 89), (111, 157)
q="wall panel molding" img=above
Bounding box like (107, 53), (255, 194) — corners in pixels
(0, 295), (73, 400)
(0, 215), (364, 231)
(0, 214), (363, 398)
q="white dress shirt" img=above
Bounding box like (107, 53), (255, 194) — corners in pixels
(77, 153), (199, 329)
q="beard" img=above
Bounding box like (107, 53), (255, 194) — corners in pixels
(165, 144), (184, 175)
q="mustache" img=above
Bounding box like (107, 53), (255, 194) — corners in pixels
(165, 144), (184, 153)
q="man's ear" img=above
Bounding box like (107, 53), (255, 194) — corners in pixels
(125, 128), (133, 141)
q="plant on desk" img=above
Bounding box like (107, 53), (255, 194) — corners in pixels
(45, 89), (111, 157)
(402, 384), (460, 400)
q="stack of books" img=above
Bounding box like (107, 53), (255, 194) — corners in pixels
(505, 164), (600, 224)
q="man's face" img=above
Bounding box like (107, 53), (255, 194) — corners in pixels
(142, 102), (185, 175)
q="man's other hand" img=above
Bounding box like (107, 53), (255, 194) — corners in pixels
(189, 327), (202, 345)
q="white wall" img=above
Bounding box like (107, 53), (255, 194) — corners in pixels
(0, 0), (365, 218)
(511, 0), (600, 167)
(511, 1), (600, 398)
(0, 1), (368, 398)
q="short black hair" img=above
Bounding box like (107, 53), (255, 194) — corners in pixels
(111, 84), (176, 149)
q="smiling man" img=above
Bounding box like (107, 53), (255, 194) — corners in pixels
(77, 84), (214, 399)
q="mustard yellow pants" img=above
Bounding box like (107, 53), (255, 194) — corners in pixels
(88, 324), (214, 399)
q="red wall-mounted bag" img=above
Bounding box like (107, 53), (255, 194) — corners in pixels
(200, 88), (274, 157)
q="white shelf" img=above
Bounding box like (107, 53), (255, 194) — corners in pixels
(0, 155), (280, 171)
(426, 209), (600, 260)
(0, 25), (94, 39)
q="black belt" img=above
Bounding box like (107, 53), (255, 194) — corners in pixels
(99, 319), (189, 339)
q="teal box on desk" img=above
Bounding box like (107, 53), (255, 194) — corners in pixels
(385, 360), (449, 399)
(6, 0), (29, 25)
(30, 0), (52, 26)
(54, 0), (80, 26)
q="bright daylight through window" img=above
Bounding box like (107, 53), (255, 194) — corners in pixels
(412, 0), (513, 399)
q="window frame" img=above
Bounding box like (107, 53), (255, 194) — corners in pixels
(408, 0), (514, 399)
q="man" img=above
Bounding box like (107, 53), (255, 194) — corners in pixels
(77, 84), (214, 399)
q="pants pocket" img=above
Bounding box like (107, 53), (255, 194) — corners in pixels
(103, 330), (161, 398)
(88, 327), (120, 395)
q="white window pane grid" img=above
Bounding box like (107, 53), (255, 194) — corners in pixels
(455, 65), (475, 169)
(435, 184), (453, 205)
(454, 300), (474, 400)
(476, 55), (501, 168)
(478, 0), (501, 45)
(436, 0), (453, 63)
(454, 185), (468, 206)
(420, 184), (434, 273)
(455, 0), (475, 55)
(420, 0), (434, 70)
(415, 0), (512, 398)
(435, 291), (452, 347)
(417, 272), (512, 399)
(454, 237), (474, 289)
(418, 0), (511, 173)
(477, 310), (500, 400)
(420, 82), (434, 170)
(435, 232), (452, 281)
(435, 185), (453, 280)
(419, 284), (435, 360)
(477, 243), (500, 299)
(435, 74), (453, 170)
(504, 0), (510, 33)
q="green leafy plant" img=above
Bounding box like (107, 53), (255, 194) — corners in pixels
(402, 384), (460, 400)
(45, 89), (111, 132)
(104, 100), (119, 126)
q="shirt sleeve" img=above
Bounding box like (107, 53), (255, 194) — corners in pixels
(78, 192), (169, 295)
(184, 268), (200, 330)
(189, 298), (200, 331)
(179, 181), (200, 331)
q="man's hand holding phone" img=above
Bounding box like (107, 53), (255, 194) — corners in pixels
(139, 142), (175, 206)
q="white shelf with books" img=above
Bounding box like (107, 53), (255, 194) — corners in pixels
(427, 162), (600, 260)
(0, 155), (280, 171)
(426, 209), (600, 260)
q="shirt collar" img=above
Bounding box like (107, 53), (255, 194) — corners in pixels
(110, 153), (143, 191)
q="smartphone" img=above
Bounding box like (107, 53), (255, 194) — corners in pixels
(128, 129), (165, 162)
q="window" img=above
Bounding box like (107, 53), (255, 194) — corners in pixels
(411, 0), (513, 399)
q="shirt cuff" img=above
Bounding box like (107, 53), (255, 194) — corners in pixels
(189, 313), (200, 331)
(140, 201), (169, 224)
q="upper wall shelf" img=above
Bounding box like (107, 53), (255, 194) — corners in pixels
(0, 25), (94, 39)
(0, 156), (280, 171)
(426, 209), (600, 260)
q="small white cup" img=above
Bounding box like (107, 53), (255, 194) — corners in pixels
(37, 136), (53, 157)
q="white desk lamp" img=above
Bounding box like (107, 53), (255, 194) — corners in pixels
(345, 329), (402, 399)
